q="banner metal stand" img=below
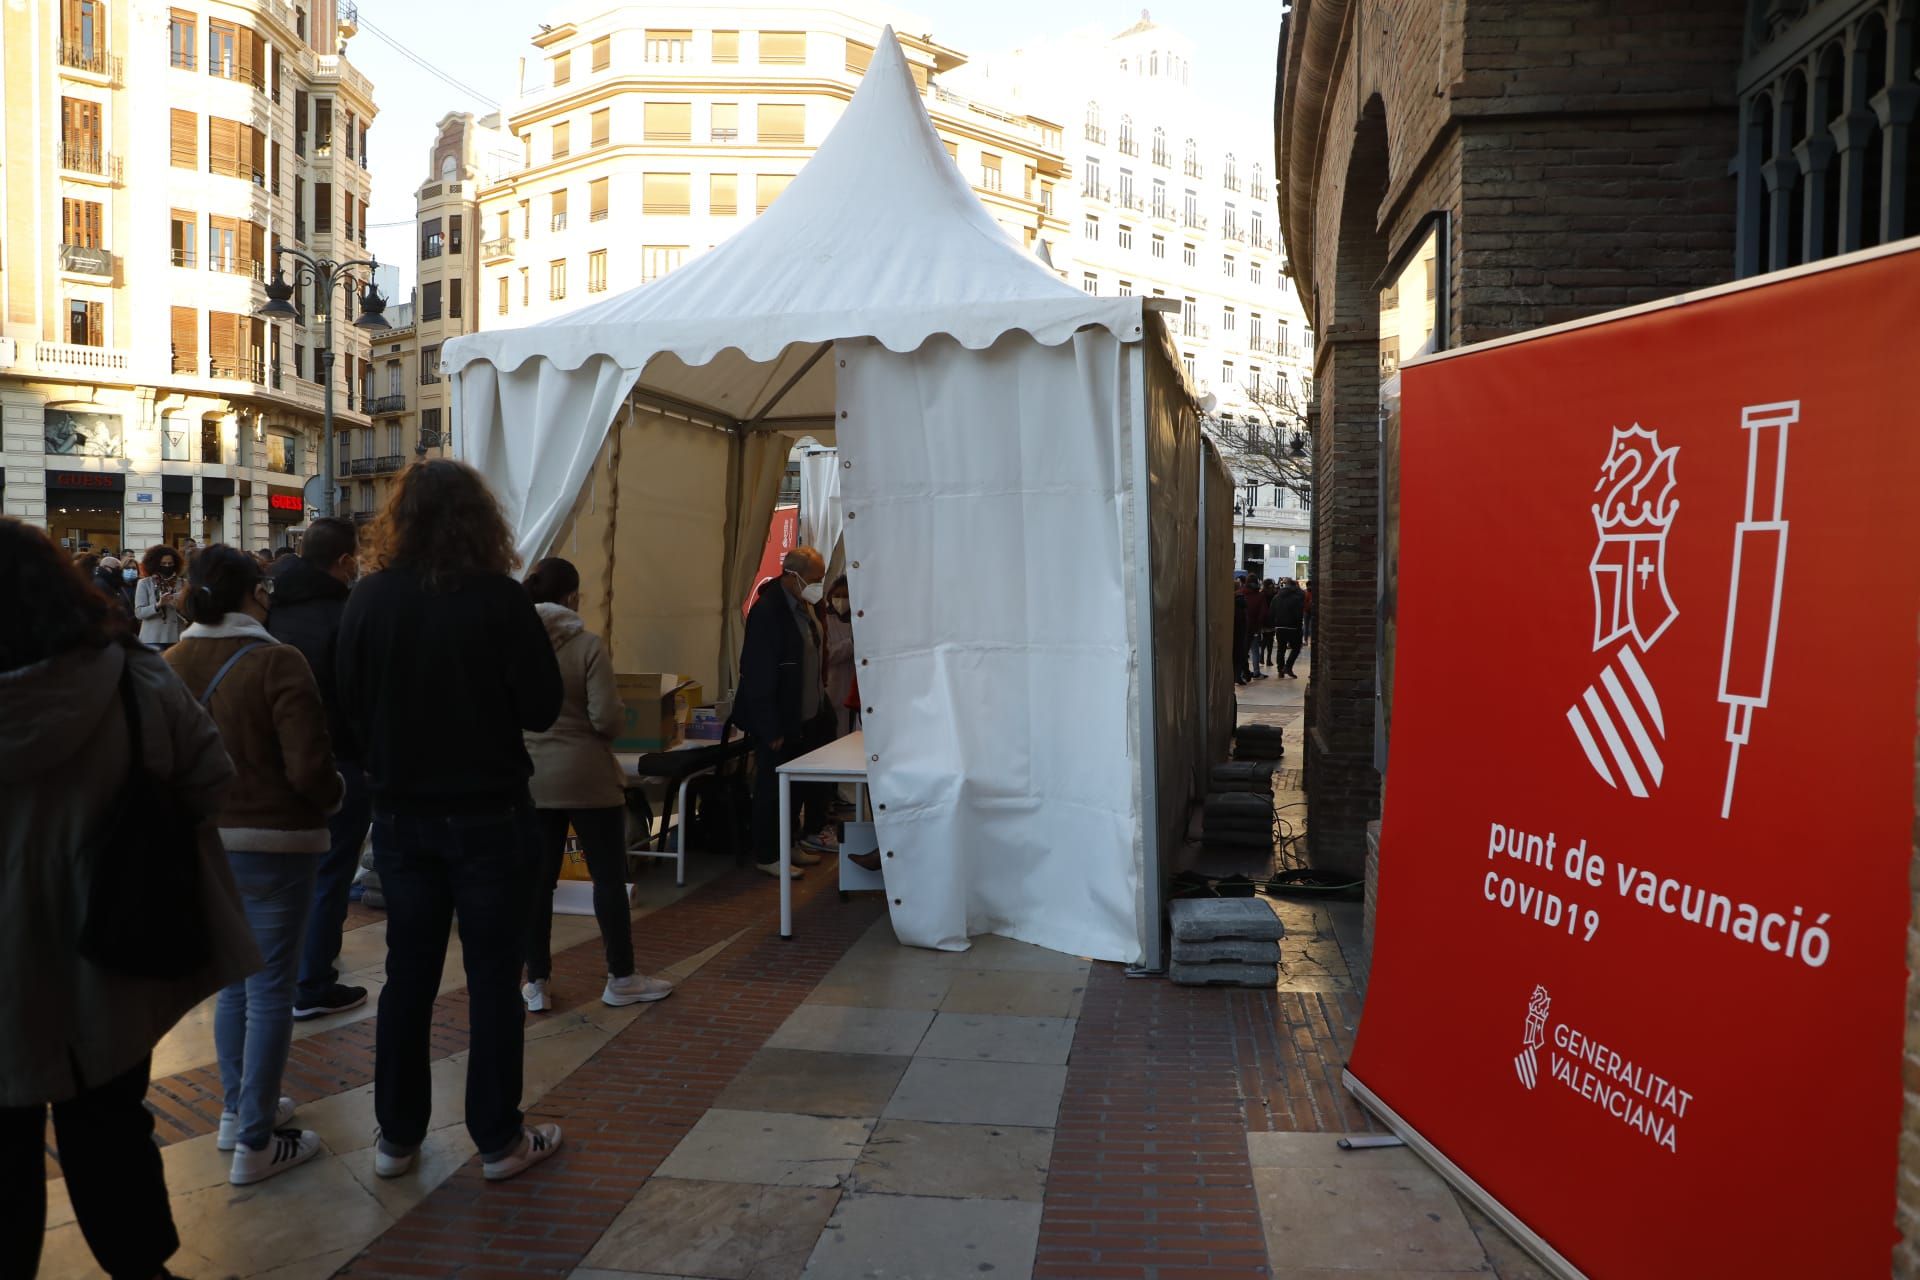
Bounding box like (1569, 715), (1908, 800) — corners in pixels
(1343, 1070), (1588, 1280)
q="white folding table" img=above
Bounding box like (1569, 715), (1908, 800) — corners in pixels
(776, 730), (874, 939)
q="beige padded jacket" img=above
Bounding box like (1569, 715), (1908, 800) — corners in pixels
(524, 604), (626, 810)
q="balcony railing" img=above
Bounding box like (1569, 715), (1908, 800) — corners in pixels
(1183, 212), (1209, 231)
(348, 458), (375, 475)
(171, 48), (196, 71)
(481, 236), (514, 262)
(59, 142), (122, 181)
(1118, 193), (1144, 212)
(368, 394), (408, 415)
(209, 257), (265, 281)
(417, 429), (446, 449)
(1118, 137), (1137, 157)
(1152, 148), (1169, 167)
(421, 235), (443, 259)
(1081, 183), (1110, 202)
(1222, 227), (1245, 245)
(208, 356), (267, 383)
(36, 342), (128, 374)
(59, 244), (115, 277)
(371, 454), (405, 473)
(712, 127), (738, 142)
(419, 369), (441, 385)
(1083, 124), (1106, 144)
(58, 39), (123, 82)
(1184, 160), (1204, 179)
(551, 213), (568, 232)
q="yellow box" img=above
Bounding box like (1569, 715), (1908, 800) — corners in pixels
(614, 674), (697, 752)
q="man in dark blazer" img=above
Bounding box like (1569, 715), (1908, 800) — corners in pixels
(737, 545), (834, 878)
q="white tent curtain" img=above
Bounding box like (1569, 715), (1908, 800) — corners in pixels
(838, 330), (1144, 963)
(798, 449), (844, 563)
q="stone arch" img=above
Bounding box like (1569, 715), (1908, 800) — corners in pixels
(1305, 94), (1391, 878)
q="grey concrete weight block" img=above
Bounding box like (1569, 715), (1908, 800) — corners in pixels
(1170, 960), (1279, 988)
(1168, 897), (1285, 942)
(1172, 938), (1283, 965)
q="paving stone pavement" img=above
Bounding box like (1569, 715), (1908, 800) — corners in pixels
(38, 644), (1544, 1280)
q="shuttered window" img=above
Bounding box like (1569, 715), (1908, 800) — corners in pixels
(710, 173), (737, 216)
(208, 116), (251, 178)
(711, 102), (738, 142)
(62, 199), (103, 248)
(644, 103), (690, 142)
(170, 209), (196, 267)
(314, 182), (332, 232)
(757, 104), (804, 145)
(712, 30), (738, 63)
(68, 300), (104, 347)
(552, 120), (570, 158)
(642, 173), (690, 215)
(591, 36), (610, 71)
(208, 310), (241, 378)
(497, 275), (510, 315)
(755, 173), (792, 215)
(552, 51), (571, 86)
(591, 108), (610, 147)
(759, 31), (805, 64)
(590, 177), (608, 221)
(450, 278), (463, 319)
(588, 250), (607, 293)
(645, 29), (690, 63)
(846, 39), (872, 74)
(550, 188), (568, 231)
(171, 307), (198, 373)
(170, 109), (196, 168)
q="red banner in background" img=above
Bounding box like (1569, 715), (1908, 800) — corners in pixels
(1350, 244), (1920, 1278)
(746, 505), (799, 618)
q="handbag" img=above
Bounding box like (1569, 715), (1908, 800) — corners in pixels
(78, 642), (263, 978)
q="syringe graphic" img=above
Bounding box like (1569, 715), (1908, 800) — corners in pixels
(1716, 401), (1800, 819)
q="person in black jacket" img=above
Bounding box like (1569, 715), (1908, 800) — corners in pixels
(335, 460), (566, 1184)
(737, 546), (835, 878)
(267, 516), (372, 1020)
(1269, 578), (1307, 678)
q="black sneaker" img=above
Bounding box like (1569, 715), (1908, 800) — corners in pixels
(292, 983), (369, 1021)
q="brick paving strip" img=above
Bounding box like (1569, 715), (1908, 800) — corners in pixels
(336, 876), (884, 1278)
(42, 864), (803, 1178)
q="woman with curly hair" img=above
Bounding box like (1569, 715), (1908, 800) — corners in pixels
(336, 460), (564, 1183)
(134, 544), (187, 649)
(0, 518), (257, 1279)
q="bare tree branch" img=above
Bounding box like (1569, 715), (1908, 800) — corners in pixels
(1205, 379), (1313, 505)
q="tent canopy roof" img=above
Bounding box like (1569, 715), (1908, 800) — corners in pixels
(442, 27), (1143, 424)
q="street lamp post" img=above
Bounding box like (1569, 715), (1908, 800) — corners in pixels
(257, 248), (390, 518)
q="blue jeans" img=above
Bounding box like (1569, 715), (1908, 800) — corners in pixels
(216, 851), (323, 1151)
(297, 760), (373, 1002)
(372, 805), (538, 1158)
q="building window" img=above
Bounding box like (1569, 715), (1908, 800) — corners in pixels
(754, 173), (791, 214)
(421, 281), (442, 321)
(1084, 100), (1103, 143)
(169, 209), (196, 267)
(643, 172), (691, 214)
(757, 103), (804, 145)
(1223, 152), (1239, 192)
(549, 259), (566, 300)
(1151, 233), (1165, 260)
(1152, 126), (1168, 167)
(421, 217), (444, 259)
(711, 102), (738, 142)
(420, 345), (441, 382)
(550, 188), (568, 231)
(1082, 156), (1102, 199)
(1083, 214), (1102, 240)
(170, 108), (197, 168)
(642, 245), (685, 282)
(1223, 254), (1236, 278)
(645, 29), (690, 63)
(551, 120), (570, 159)
(712, 30), (738, 63)
(591, 108), (611, 148)
(589, 249), (608, 292)
(1222, 306), (1237, 332)
(646, 101), (692, 142)
(170, 307), (197, 373)
(981, 152), (1002, 192)
(1221, 360), (1235, 386)
(1184, 137), (1200, 178)
(1223, 202), (1239, 239)
(386, 360), (402, 396)
(169, 9), (196, 68)
(520, 266), (530, 305)
(498, 275), (510, 315)
(1118, 280), (1133, 296)
(590, 177), (608, 222)
(591, 35), (610, 71)
(1182, 242), (1196, 267)
(1082, 272), (1098, 294)
(1118, 115), (1135, 155)
(1250, 259), (1263, 287)
(1183, 352), (1195, 382)
(552, 50), (571, 86)
(1250, 313), (1263, 347)
(845, 38), (872, 74)
(760, 31), (806, 65)
(1182, 297), (1197, 337)
(1117, 224), (1133, 250)
(62, 198), (103, 249)
(1248, 366), (1263, 396)
(1251, 208), (1265, 246)
(420, 408), (442, 449)
(710, 173), (738, 216)
(1183, 189), (1199, 228)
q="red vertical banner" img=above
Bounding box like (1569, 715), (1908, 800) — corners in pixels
(1349, 244), (1920, 1278)
(747, 504), (799, 617)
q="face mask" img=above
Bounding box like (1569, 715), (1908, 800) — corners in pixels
(799, 581), (825, 606)
(122, 568), (137, 582)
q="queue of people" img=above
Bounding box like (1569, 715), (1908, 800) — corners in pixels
(1235, 574), (1311, 685)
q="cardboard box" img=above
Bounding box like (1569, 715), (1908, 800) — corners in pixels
(614, 674), (697, 752)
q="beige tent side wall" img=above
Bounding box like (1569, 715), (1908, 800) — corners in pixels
(547, 402), (734, 694)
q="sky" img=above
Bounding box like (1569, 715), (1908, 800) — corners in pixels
(347, 1), (1284, 291)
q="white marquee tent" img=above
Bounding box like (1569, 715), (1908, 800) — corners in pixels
(444, 29), (1233, 965)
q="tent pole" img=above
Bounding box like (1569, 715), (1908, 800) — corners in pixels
(602, 402), (624, 655)
(720, 422), (744, 701)
(628, 386), (742, 432)
(744, 342), (834, 427)
(1128, 341), (1165, 973)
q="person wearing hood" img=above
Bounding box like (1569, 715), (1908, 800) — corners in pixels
(1269, 578), (1307, 678)
(519, 557), (672, 1012)
(166, 545), (344, 1186)
(134, 544), (187, 649)
(94, 554), (135, 618)
(268, 517), (374, 1022)
(0, 518), (258, 1280)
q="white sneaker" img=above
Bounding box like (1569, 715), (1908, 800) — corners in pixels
(602, 973), (674, 1007)
(482, 1123), (563, 1181)
(217, 1096), (296, 1151)
(373, 1132), (419, 1178)
(229, 1128), (322, 1185)
(522, 979), (551, 1012)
